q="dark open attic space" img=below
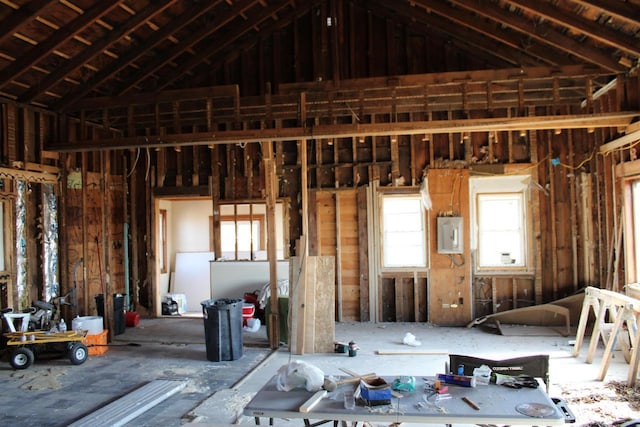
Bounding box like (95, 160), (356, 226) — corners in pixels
(0, 0), (638, 352)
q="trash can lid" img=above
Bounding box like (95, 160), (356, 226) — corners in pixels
(201, 298), (243, 307)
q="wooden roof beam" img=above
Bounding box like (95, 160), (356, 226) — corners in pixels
(115, 0), (263, 96)
(0, 1), (121, 90)
(410, 0), (569, 68)
(503, 0), (640, 58)
(599, 121), (640, 154)
(158, 0), (315, 92)
(49, 111), (638, 152)
(57, 0), (224, 111)
(0, 0), (58, 44)
(569, 0), (640, 29)
(368, 0), (532, 68)
(446, 0), (625, 72)
(20, 0), (178, 104)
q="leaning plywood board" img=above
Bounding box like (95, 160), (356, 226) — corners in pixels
(313, 256), (335, 353)
(290, 255), (335, 354)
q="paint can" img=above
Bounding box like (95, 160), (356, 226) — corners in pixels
(348, 340), (359, 357)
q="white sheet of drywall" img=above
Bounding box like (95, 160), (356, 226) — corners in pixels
(173, 251), (214, 311)
(210, 260), (290, 299)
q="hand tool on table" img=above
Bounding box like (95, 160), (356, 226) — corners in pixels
(323, 370), (377, 391)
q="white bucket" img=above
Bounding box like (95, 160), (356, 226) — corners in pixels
(72, 316), (104, 335)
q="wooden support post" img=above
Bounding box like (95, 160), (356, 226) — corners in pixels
(547, 130), (559, 301)
(335, 192), (343, 322)
(192, 127), (199, 187)
(528, 107), (543, 304)
(491, 277), (497, 314)
(129, 150), (140, 310)
(414, 271), (420, 322)
(81, 152), (89, 315)
(395, 276), (403, 322)
(568, 130), (579, 291)
(357, 186), (370, 322)
(263, 141), (279, 349)
(390, 135), (399, 185)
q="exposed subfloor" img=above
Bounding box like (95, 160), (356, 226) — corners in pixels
(0, 317), (638, 426)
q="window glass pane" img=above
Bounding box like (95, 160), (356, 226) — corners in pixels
(382, 196), (426, 267)
(477, 193), (525, 267)
(220, 217), (264, 260)
(632, 181), (640, 281)
(220, 221), (236, 253)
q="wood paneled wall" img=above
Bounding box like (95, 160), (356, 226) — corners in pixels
(427, 169), (472, 326)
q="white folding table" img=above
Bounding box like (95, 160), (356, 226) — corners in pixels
(243, 375), (566, 426)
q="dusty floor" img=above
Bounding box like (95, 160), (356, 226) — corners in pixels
(187, 321), (640, 426)
(0, 317), (638, 426)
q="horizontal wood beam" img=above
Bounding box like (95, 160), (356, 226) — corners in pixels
(50, 111), (638, 152)
(66, 65), (609, 112)
(0, 166), (58, 183)
(599, 120), (640, 154)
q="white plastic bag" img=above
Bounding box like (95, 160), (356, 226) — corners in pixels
(402, 332), (421, 347)
(243, 317), (261, 332)
(275, 360), (325, 392)
(420, 176), (432, 210)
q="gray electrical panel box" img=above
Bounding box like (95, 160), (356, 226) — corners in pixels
(437, 216), (463, 254)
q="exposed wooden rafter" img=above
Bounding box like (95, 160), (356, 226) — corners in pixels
(0, 0), (636, 110)
(503, 0), (640, 58)
(116, 0), (275, 96)
(368, 0), (530, 69)
(19, 0), (178, 103)
(0, 1), (121, 90)
(569, 0), (640, 29)
(157, 0), (317, 92)
(445, 0), (625, 72)
(56, 0), (224, 110)
(410, 0), (566, 67)
(0, 0), (57, 44)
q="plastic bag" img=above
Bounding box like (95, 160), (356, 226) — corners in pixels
(243, 317), (261, 332)
(402, 332), (421, 347)
(275, 360), (325, 392)
(420, 177), (432, 210)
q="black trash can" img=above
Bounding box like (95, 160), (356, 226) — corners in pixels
(95, 293), (126, 336)
(201, 298), (243, 361)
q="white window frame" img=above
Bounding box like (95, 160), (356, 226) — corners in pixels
(379, 193), (427, 269)
(470, 175), (532, 274)
(628, 179), (640, 284)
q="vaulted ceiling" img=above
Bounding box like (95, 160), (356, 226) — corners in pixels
(0, 0), (638, 116)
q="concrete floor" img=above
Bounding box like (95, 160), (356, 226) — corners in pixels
(0, 317), (637, 426)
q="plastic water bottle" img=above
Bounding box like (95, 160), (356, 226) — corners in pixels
(59, 318), (67, 332)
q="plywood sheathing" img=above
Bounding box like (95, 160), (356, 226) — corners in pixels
(290, 255), (335, 354)
(427, 168), (471, 326)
